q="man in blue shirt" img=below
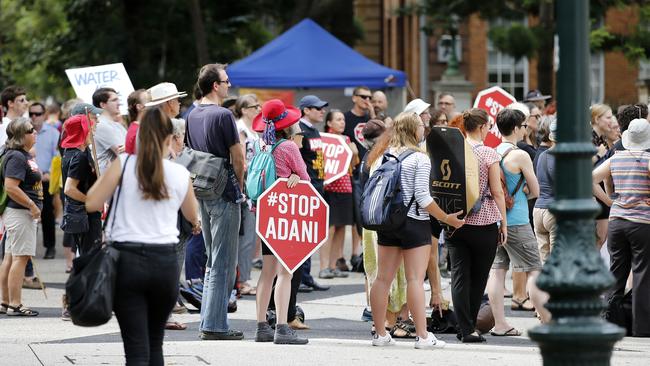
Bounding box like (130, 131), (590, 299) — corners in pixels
(187, 63), (246, 341)
(30, 102), (60, 259)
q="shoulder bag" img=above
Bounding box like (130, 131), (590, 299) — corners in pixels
(65, 155), (130, 327)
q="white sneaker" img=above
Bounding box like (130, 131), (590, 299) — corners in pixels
(372, 332), (396, 347)
(414, 332), (446, 349)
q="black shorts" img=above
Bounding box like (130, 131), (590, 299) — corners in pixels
(377, 217), (432, 249)
(596, 197), (611, 220)
(325, 191), (354, 227)
(430, 217), (443, 239)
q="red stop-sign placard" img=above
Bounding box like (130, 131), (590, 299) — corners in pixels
(320, 133), (353, 185)
(256, 179), (330, 273)
(473, 86), (517, 148)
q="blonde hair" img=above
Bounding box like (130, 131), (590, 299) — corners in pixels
(389, 112), (423, 151)
(590, 104), (611, 125)
(6, 117), (33, 150)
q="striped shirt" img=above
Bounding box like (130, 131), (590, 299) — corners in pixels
(610, 150), (650, 224)
(388, 147), (433, 220)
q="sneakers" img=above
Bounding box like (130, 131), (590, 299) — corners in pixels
(414, 332), (446, 349)
(350, 254), (364, 272)
(252, 258), (263, 269)
(228, 289), (237, 313)
(255, 322), (275, 342)
(331, 268), (349, 278)
(199, 329), (244, 340)
(372, 332), (396, 347)
(275, 324), (309, 345)
(318, 268), (334, 279)
(336, 257), (350, 272)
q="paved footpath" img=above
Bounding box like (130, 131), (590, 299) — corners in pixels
(1, 236), (649, 365)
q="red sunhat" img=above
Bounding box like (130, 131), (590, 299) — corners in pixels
(252, 99), (301, 133)
(61, 114), (93, 148)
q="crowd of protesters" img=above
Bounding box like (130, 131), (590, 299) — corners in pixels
(1, 62), (649, 364)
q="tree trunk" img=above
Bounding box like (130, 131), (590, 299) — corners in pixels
(188, 0), (209, 66)
(537, 0), (555, 97)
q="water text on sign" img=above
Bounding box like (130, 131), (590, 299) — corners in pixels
(74, 70), (120, 86)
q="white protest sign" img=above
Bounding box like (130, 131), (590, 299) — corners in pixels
(65, 63), (134, 115)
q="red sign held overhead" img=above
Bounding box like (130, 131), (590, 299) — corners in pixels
(256, 179), (330, 273)
(320, 133), (353, 185)
(473, 86), (517, 148)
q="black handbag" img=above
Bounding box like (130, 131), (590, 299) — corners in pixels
(428, 308), (459, 334)
(61, 201), (89, 233)
(65, 155), (130, 327)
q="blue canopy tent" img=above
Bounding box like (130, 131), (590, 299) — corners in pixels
(228, 19), (406, 89)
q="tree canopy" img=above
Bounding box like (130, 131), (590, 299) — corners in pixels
(0, 0), (361, 101)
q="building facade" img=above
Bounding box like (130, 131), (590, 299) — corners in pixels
(354, 0), (644, 107)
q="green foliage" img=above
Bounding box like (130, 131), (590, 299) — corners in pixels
(489, 24), (538, 61)
(0, 0), (361, 102)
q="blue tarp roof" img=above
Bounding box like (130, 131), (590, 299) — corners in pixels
(228, 19), (406, 89)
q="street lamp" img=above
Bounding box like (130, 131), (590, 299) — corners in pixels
(528, 1), (625, 364)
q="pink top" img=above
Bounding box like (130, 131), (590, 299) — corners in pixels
(272, 140), (310, 181)
(465, 143), (503, 226)
(125, 122), (139, 154)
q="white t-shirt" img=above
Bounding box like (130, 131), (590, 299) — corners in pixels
(95, 115), (127, 173)
(236, 118), (259, 162)
(0, 117), (10, 147)
(106, 154), (190, 244)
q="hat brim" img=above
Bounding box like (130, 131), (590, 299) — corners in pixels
(144, 92), (188, 107)
(252, 106), (302, 133)
(622, 130), (650, 151)
(524, 95), (551, 102)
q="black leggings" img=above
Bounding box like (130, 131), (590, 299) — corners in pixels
(72, 213), (102, 255)
(113, 243), (179, 366)
(446, 223), (498, 336)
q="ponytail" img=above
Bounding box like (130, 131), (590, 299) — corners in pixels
(137, 107), (173, 200)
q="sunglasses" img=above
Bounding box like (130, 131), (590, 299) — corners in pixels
(309, 106), (324, 111)
(355, 94), (372, 100)
(245, 104), (260, 109)
(218, 79), (231, 85)
(29, 111), (44, 117)
(521, 123), (528, 128)
(27, 127), (35, 134)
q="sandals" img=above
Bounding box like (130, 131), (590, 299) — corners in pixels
(6, 304), (39, 317)
(0, 302), (7, 315)
(490, 327), (522, 337)
(511, 297), (535, 311)
(239, 283), (257, 296)
(165, 321), (187, 330)
(389, 321), (416, 338)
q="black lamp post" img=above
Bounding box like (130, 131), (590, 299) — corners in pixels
(528, 1), (625, 364)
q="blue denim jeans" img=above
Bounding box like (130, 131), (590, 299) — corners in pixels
(185, 234), (207, 281)
(198, 196), (241, 333)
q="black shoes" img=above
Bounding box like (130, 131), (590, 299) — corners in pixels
(44, 247), (56, 259)
(457, 332), (486, 343)
(200, 329), (244, 340)
(303, 280), (330, 291)
(297, 283), (313, 293)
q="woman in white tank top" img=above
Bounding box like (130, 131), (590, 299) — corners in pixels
(86, 107), (200, 366)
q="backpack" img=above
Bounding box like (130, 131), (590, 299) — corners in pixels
(0, 149), (10, 215)
(245, 139), (285, 203)
(499, 146), (525, 210)
(360, 149), (415, 231)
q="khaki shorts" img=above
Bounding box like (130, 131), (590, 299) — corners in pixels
(492, 224), (542, 272)
(3, 207), (37, 256)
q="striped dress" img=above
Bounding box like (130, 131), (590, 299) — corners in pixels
(610, 150), (650, 224)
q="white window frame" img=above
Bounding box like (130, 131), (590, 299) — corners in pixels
(487, 18), (529, 101)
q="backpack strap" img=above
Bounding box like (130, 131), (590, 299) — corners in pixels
(270, 139), (286, 152)
(500, 144), (526, 198)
